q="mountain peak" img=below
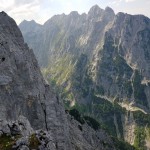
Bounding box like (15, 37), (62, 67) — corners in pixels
(20, 19), (40, 26)
(0, 11), (11, 22)
(0, 11), (7, 16)
(88, 5), (103, 16)
(69, 11), (79, 17)
(90, 4), (100, 9)
(105, 6), (115, 14)
(0, 11), (24, 44)
(103, 6), (115, 20)
(19, 19), (42, 34)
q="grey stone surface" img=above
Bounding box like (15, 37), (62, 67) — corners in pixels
(0, 120), (10, 134)
(0, 11), (70, 149)
(14, 137), (29, 148)
(0, 75), (12, 85)
(17, 145), (29, 150)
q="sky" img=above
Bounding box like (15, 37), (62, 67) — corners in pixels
(0, 0), (149, 25)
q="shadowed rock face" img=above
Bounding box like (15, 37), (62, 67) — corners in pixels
(0, 11), (71, 149)
(0, 11), (45, 128)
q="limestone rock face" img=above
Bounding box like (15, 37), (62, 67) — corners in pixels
(0, 11), (71, 149)
(0, 11), (46, 129)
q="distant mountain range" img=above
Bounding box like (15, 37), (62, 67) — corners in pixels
(19, 5), (150, 150)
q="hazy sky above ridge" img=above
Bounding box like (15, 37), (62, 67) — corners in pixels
(0, 0), (149, 24)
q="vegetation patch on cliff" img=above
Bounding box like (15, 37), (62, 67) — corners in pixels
(0, 134), (20, 150)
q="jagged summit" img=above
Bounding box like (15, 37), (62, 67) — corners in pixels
(19, 19), (42, 28)
(69, 11), (79, 17)
(88, 4), (104, 16)
(0, 11), (7, 15)
(115, 11), (150, 27)
(19, 19), (42, 35)
(105, 6), (115, 14)
(102, 6), (115, 21)
(0, 11), (24, 44)
(89, 4), (102, 12)
(20, 19), (41, 25)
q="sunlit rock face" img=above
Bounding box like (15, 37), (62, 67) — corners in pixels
(19, 5), (150, 111)
(19, 5), (150, 149)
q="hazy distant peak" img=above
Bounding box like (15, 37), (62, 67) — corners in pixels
(89, 4), (102, 11)
(19, 19), (42, 34)
(20, 19), (41, 26)
(88, 4), (103, 16)
(105, 6), (115, 14)
(69, 11), (79, 17)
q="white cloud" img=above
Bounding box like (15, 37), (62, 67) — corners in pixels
(9, 1), (40, 14)
(125, 0), (136, 2)
(0, 0), (42, 24)
(109, 0), (136, 5)
(0, 0), (14, 8)
(108, 0), (122, 5)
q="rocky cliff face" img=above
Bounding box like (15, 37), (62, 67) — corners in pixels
(0, 11), (71, 149)
(0, 11), (134, 150)
(19, 5), (150, 150)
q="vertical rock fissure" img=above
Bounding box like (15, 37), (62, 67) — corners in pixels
(44, 108), (48, 131)
(41, 103), (48, 131)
